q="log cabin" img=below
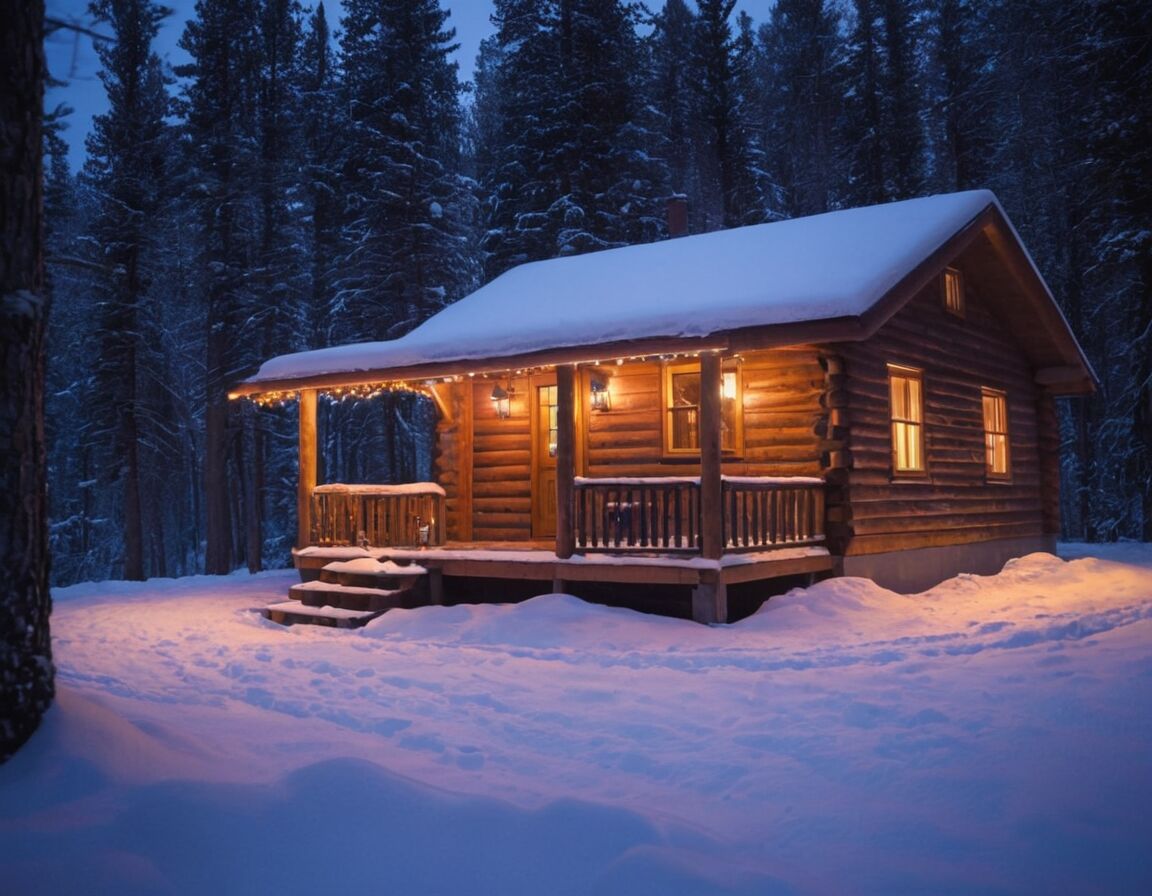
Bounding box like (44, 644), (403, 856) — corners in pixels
(231, 190), (1095, 626)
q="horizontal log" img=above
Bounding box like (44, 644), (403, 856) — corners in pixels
(473, 432), (532, 452)
(850, 507), (1042, 534)
(472, 465), (533, 484)
(845, 521), (1044, 555)
(472, 526), (533, 542)
(471, 448), (532, 467)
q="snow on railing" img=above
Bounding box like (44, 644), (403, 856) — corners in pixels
(311, 483), (445, 548)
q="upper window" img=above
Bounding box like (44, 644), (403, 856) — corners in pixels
(662, 361), (743, 455)
(982, 388), (1010, 479)
(888, 365), (925, 474)
(943, 267), (965, 317)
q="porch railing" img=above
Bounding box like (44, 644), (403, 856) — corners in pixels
(575, 477), (701, 551)
(721, 476), (825, 550)
(310, 483), (446, 548)
(574, 475), (824, 553)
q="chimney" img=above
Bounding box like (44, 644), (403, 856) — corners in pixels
(666, 194), (688, 238)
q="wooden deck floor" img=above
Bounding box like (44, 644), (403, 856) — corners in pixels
(293, 542), (835, 615)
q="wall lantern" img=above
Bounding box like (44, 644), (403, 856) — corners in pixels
(491, 383), (512, 418)
(589, 377), (611, 412)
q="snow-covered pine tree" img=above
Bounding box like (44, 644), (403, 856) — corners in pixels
(81, 0), (173, 581)
(692, 0), (770, 228)
(646, 0), (705, 231)
(335, 0), (477, 343)
(839, 0), (926, 204)
(478, 0), (562, 276)
(243, 0), (307, 573)
(178, 0), (264, 574)
(297, 1), (343, 350)
(551, 0), (668, 255)
(0, 0), (54, 762)
(757, 0), (843, 217)
(479, 0), (666, 275)
(921, 0), (996, 192)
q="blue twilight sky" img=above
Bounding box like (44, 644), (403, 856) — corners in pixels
(45, 0), (779, 172)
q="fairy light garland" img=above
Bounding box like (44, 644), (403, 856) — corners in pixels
(239, 349), (741, 406)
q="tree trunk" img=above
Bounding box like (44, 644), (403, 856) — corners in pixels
(0, 0), (55, 761)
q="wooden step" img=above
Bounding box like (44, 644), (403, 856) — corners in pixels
(289, 580), (421, 613)
(318, 558), (430, 592)
(263, 601), (383, 629)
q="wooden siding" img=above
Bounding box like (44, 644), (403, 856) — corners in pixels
(836, 258), (1049, 557)
(436, 350), (828, 543)
(583, 351), (825, 479)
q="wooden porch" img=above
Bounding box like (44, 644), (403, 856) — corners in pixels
(279, 353), (835, 623)
(289, 472), (831, 624)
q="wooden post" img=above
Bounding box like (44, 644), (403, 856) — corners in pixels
(297, 389), (317, 548)
(692, 570), (727, 626)
(555, 364), (576, 559)
(699, 352), (723, 561)
(458, 382), (474, 542)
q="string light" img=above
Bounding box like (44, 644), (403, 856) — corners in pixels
(236, 349), (728, 404)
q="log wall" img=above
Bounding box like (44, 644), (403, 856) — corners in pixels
(837, 265), (1050, 557)
(435, 351), (827, 543)
(582, 351), (825, 479)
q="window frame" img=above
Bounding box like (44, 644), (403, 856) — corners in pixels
(661, 359), (744, 458)
(981, 387), (1011, 481)
(888, 364), (927, 478)
(942, 266), (966, 318)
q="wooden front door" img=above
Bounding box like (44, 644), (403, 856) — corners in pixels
(531, 378), (559, 538)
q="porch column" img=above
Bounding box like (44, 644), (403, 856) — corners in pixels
(694, 352), (727, 624)
(699, 352), (723, 560)
(555, 364), (576, 559)
(297, 388), (317, 548)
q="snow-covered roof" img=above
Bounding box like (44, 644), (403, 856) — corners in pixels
(239, 190), (1090, 392)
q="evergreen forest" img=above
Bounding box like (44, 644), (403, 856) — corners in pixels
(42, 0), (1151, 586)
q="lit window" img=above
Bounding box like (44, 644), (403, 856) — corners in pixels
(982, 388), (1010, 478)
(943, 267), (965, 316)
(889, 365), (925, 474)
(662, 362), (742, 455)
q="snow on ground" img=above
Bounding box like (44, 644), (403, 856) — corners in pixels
(2, 544), (1151, 895)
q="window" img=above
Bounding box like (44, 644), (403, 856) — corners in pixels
(982, 388), (1010, 478)
(888, 365), (925, 474)
(943, 267), (965, 317)
(662, 361), (743, 455)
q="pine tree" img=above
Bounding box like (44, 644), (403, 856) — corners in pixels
(692, 0), (769, 228)
(178, 0), (264, 574)
(758, 0), (843, 217)
(647, 0), (704, 229)
(82, 0), (173, 580)
(336, 0), (477, 342)
(922, 0), (996, 192)
(840, 0), (926, 203)
(297, 2), (342, 349)
(479, 0), (666, 274)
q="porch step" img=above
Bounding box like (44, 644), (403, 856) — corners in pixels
(263, 600), (383, 629)
(317, 557), (428, 592)
(288, 580), (422, 613)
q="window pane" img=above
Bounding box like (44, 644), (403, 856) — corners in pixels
(982, 390), (1009, 475)
(670, 406), (698, 450)
(890, 376), (904, 419)
(889, 367), (924, 472)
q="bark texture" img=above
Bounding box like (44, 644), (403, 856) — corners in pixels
(0, 0), (55, 761)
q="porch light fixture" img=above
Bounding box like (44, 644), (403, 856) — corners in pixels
(491, 383), (512, 418)
(589, 377), (611, 412)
